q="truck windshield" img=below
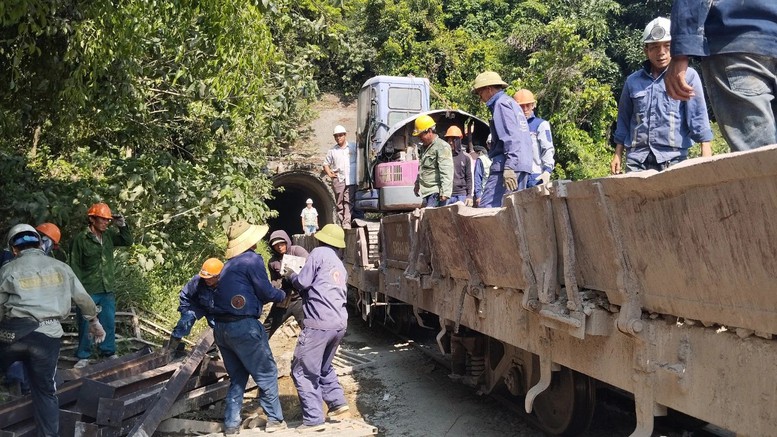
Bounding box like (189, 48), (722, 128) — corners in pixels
(388, 87), (422, 127)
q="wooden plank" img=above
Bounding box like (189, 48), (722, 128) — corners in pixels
(127, 329), (214, 437)
(95, 398), (125, 427)
(157, 418), (224, 435)
(57, 347), (152, 382)
(74, 421), (100, 437)
(76, 379), (116, 419)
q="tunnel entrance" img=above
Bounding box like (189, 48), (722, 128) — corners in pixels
(267, 171), (335, 239)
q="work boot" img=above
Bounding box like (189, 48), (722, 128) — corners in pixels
(296, 423), (325, 432)
(223, 426), (239, 435)
(265, 420), (287, 433)
(74, 359), (90, 369)
(327, 404), (350, 420)
(164, 336), (181, 352)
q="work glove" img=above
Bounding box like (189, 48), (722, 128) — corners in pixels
(464, 197), (473, 207)
(281, 265), (295, 279)
(503, 168), (518, 191)
(538, 171), (551, 185)
(89, 318), (106, 344)
(112, 213), (127, 227)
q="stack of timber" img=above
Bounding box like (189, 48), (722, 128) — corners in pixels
(0, 330), (221, 437)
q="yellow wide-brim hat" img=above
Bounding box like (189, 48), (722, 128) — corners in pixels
(314, 224), (346, 249)
(225, 220), (269, 259)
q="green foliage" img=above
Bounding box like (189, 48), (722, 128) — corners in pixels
(0, 0), (321, 321)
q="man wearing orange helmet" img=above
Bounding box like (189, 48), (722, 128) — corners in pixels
(444, 126), (473, 206)
(166, 258), (223, 351)
(513, 89), (555, 187)
(35, 222), (68, 263)
(69, 202), (133, 368)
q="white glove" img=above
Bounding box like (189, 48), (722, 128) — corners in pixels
(89, 319), (106, 344)
(112, 213), (127, 227)
(538, 171), (551, 185)
(464, 198), (473, 207)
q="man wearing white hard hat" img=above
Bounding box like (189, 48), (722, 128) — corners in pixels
(300, 198), (319, 236)
(611, 17), (712, 175)
(0, 224), (105, 436)
(323, 125), (357, 229)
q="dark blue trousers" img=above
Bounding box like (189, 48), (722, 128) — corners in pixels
(1, 332), (60, 437)
(214, 318), (283, 428)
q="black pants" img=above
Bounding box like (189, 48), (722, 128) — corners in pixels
(0, 332), (60, 437)
(263, 299), (305, 339)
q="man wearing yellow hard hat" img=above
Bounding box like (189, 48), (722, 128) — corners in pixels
(412, 114), (454, 207)
(472, 71), (533, 207)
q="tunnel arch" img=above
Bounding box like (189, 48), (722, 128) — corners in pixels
(267, 171), (336, 238)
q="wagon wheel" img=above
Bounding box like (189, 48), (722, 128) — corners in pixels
(532, 366), (596, 436)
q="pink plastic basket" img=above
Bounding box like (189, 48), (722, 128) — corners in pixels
(374, 161), (418, 188)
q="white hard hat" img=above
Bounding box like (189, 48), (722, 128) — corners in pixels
(642, 17), (671, 44)
(333, 125), (347, 135)
(7, 224), (40, 248)
(306, 198), (313, 204)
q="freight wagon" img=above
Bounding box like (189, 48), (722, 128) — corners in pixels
(344, 136), (777, 435)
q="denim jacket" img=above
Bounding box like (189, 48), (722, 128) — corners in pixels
(614, 62), (713, 163)
(671, 0), (777, 57)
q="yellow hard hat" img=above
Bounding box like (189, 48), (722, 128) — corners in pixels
(412, 114), (436, 136)
(471, 71), (508, 93)
(513, 89), (536, 105)
(444, 126), (463, 138)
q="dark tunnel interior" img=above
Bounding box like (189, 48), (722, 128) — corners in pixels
(266, 171), (335, 240)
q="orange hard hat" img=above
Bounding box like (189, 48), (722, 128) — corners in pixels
(87, 202), (112, 219)
(200, 258), (224, 278)
(513, 89), (536, 105)
(35, 223), (62, 245)
(444, 126), (464, 138)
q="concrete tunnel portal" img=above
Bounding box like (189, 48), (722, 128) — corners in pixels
(267, 171), (335, 240)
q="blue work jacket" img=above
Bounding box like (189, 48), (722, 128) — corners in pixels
(178, 274), (217, 320)
(614, 62), (713, 164)
(486, 90), (533, 173)
(213, 250), (284, 318)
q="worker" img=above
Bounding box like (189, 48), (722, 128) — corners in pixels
(265, 230), (308, 338)
(0, 224), (105, 437)
(611, 17), (713, 175)
(300, 198), (319, 236)
(666, 1), (777, 152)
(165, 258), (222, 351)
(473, 135), (492, 207)
(214, 220), (287, 434)
(323, 125), (357, 229)
(513, 89), (555, 186)
(443, 126), (474, 206)
(3, 222), (67, 395)
(413, 114), (454, 207)
(472, 71), (533, 207)
(69, 202), (133, 369)
(285, 224), (351, 431)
